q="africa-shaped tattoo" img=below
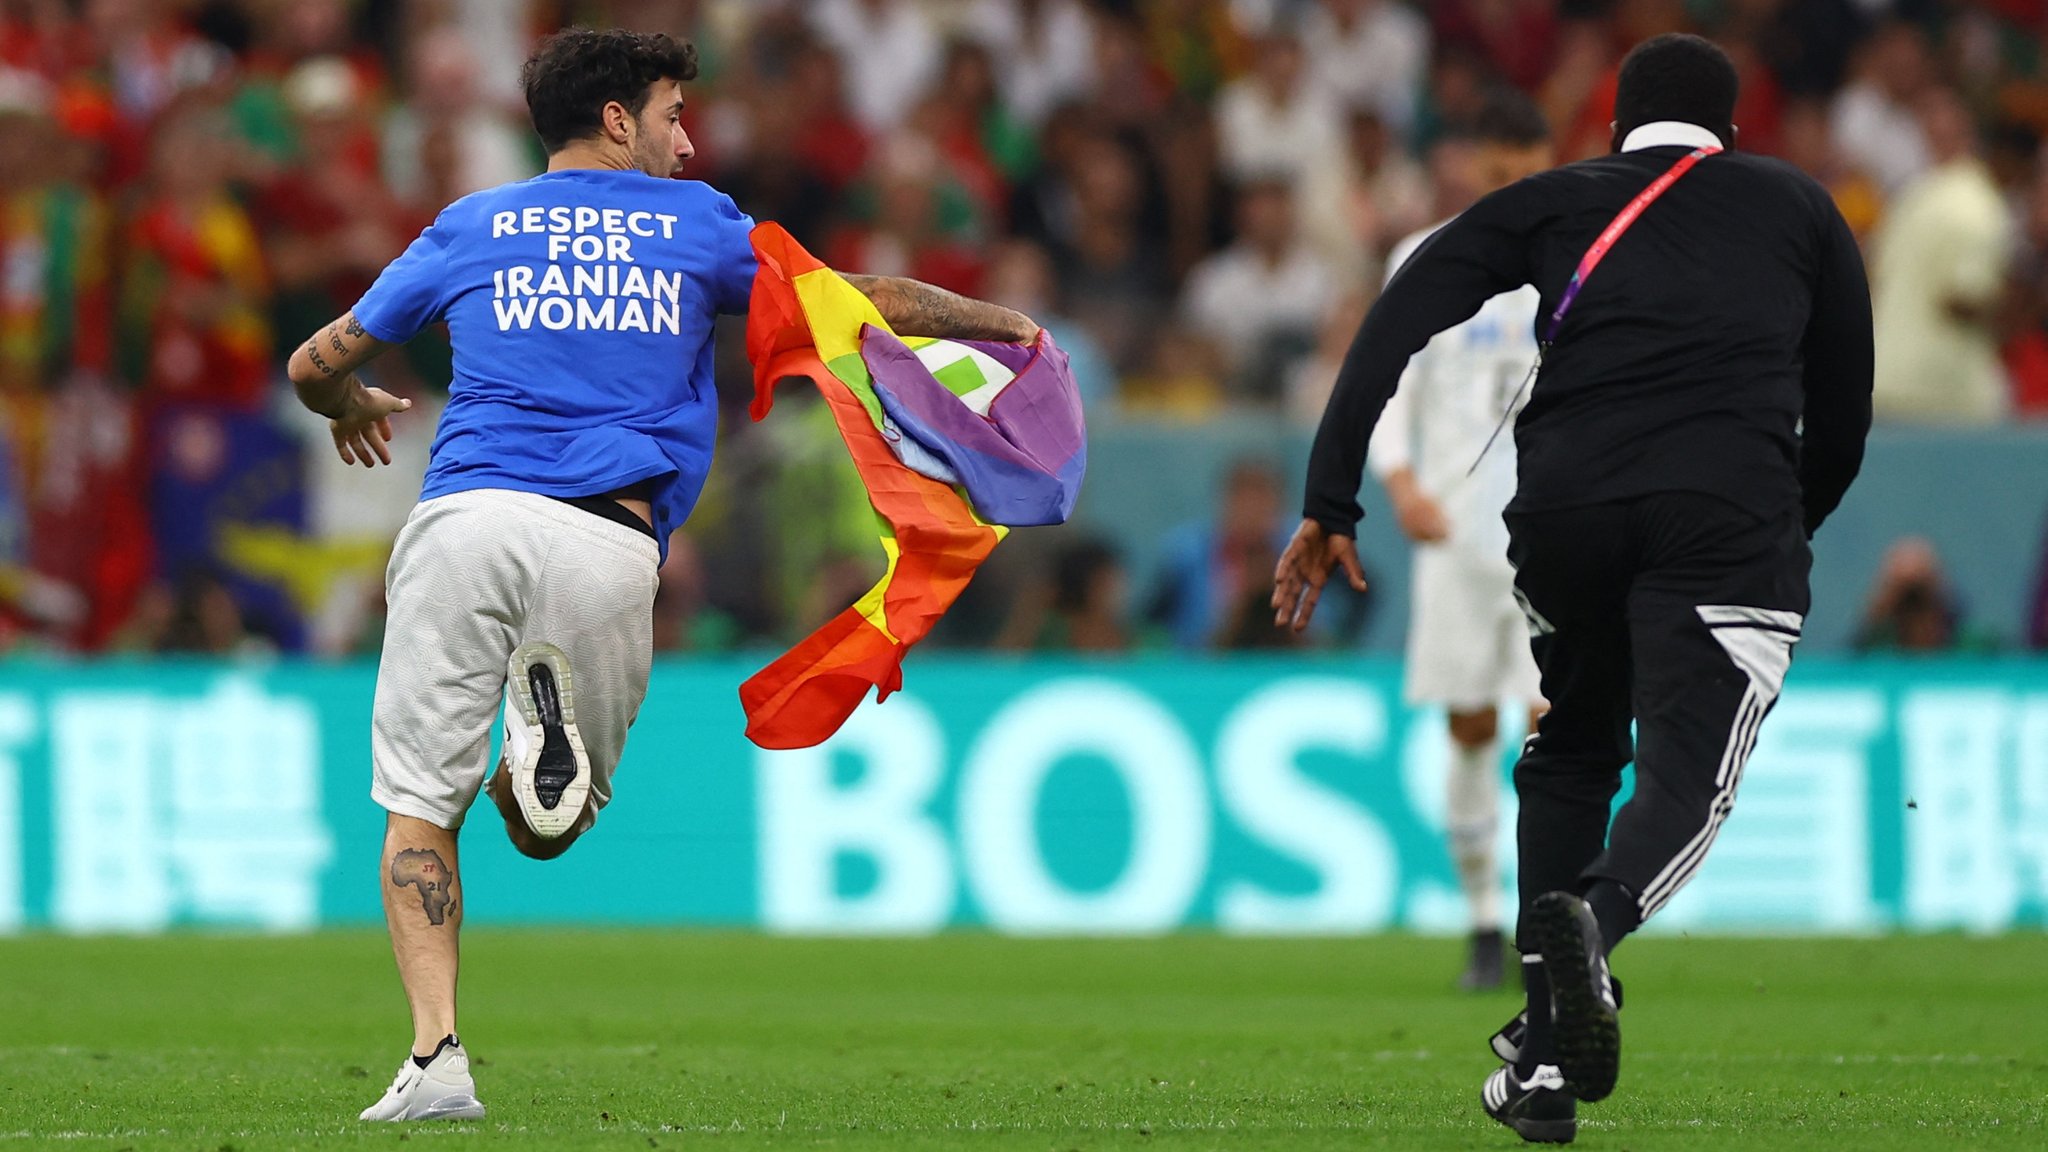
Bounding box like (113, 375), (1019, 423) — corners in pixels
(390, 848), (455, 925)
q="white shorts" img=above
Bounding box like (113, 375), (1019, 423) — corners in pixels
(370, 488), (660, 829)
(1404, 544), (1544, 711)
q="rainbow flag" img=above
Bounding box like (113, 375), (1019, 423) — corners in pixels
(742, 224), (1086, 749)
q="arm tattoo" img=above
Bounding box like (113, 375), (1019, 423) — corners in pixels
(389, 848), (456, 925)
(327, 325), (347, 358)
(844, 274), (1036, 343)
(305, 340), (335, 377)
(344, 315), (367, 339)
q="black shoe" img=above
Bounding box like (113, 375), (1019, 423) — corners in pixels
(1529, 891), (1620, 1102)
(1482, 1063), (1576, 1144)
(1461, 929), (1508, 991)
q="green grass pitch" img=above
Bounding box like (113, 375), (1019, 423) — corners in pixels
(2, 932), (2043, 1149)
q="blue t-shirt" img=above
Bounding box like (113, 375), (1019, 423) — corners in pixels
(353, 169), (757, 560)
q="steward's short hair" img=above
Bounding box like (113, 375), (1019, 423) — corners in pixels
(521, 27), (697, 154)
(1613, 34), (1739, 144)
(1471, 87), (1551, 147)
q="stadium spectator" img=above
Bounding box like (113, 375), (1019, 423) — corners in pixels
(1051, 132), (1171, 372)
(718, 90), (838, 252)
(1088, 7), (1178, 133)
(1180, 178), (1336, 396)
(2001, 154), (2048, 418)
(1148, 458), (1297, 649)
(158, 568), (273, 657)
(1214, 23), (1344, 186)
(1298, 104), (1434, 287)
(1854, 537), (1998, 653)
(996, 535), (1132, 652)
(963, 0), (1098, 128)
(763, 393), (886, 643)
(120, 100), (271, 409)
(1142, 0), (1249, 103)
(1006, 99), (1097, 252)
(22, 378), (149, 651)
(1152, 92), (1233, 283)
(826, 132), (988, 296)
(778, 32), (871, 193)
(1871, 87), (2014, 425)
(409, 0), (537, 110)
(1302, 0), (1430, 137)
(1415, 42), (1494, 151)
(87, 0), (227, 137)
(1829, 20), (1934, 195)
(806, 0), (940, 134)
(258, 57), (414, 364)
(917, 38), (1035, 212)
(1776, 97), (1883, 243)
(0, 65), (112, 395)
(105, 579), (174, 652)
(381, 25), (536, 211)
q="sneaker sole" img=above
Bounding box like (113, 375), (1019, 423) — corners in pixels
(1531, 892), (1620, 1103)
(408, 1093), (486, 1122)
(505, 642), (590, 840)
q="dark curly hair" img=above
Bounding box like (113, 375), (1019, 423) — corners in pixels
(1613, 33), (1738, 147)
(521, 27), (699, 154)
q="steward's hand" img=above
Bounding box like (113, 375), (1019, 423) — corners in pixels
(1271, 518), (1368, 633)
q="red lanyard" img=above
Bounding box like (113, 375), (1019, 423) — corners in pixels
(1469, 145), (1721, 476)
(1542, 146), (1720, 346)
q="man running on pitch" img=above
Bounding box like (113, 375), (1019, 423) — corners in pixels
(285, 28), (1037, 1122)
(1275, 35), (1871, 1141)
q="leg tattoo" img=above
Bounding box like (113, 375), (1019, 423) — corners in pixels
(389, 848), (456, 925)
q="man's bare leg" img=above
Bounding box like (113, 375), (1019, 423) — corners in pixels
(382, 813), (463, 1056)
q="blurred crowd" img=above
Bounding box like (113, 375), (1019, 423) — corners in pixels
(2, 0), (2048, 658)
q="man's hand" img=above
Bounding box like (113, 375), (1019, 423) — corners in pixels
(1386, 469), (1451, 543)
(329, 379), (413, 468)
(1271, 518), (1369, 633)
(1393, 490), (1450, 542)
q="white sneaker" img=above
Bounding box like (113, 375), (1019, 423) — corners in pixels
(358, 1040), (486, 1122)
(504, 641), (591, 839)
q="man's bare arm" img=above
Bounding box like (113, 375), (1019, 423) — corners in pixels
(286, 309), (413, 468)
(844, 274), (1038, 343)
(286, 310), (392, 419)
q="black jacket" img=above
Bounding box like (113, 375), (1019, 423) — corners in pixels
(1305, 140), (1874, 539)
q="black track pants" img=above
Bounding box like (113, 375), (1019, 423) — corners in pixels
(1504, 492), (1811, 949)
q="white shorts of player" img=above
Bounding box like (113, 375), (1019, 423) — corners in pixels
(1404, 542), (1543, 712)
(370, 488), (658, 830)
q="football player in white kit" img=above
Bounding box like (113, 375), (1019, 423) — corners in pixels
(1368, 90), (1555, 990)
